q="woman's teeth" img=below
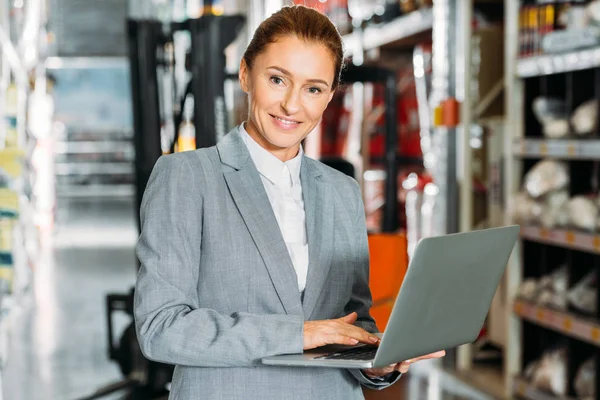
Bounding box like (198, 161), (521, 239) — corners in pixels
(274, 116), (299, 125)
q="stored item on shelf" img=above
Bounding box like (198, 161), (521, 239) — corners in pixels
(586, 0), (600, 26)
(525, 346), (568, 396)
(544, 119), (570, 138)
(571, 99), (598, 135)
(524, 160), (569, 199)
(567, 196), (598, 231)
(537, 266), (568, 310)
(540, 190), (569, 229)
(567, 270), (597, 315)
(511, 191), (542, 225)
(542, 26), (600, 54)
(518, 278), (539, 301)
(532, 97), (568, 124)
(574, 357), (595, 399)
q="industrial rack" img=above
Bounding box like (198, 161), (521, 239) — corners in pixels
(505, 1), (600, 399)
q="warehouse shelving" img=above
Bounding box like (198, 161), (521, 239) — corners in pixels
(505, 1), (600, 399)
(513, 138), (600, 159)
(342, 7), (433, 56)
(513, 376), (576, 400)
(520, 226), (600, 254)
(517, 47), (600, 78)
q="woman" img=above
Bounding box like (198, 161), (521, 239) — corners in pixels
(134, 5), (444, 399)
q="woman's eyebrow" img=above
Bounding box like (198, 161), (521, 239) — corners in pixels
(267, 66), (329, 87)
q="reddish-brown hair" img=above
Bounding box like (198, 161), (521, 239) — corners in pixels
(242, 5), (344, 89)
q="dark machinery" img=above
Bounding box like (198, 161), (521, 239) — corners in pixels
(78, 13), (409, 398)
(75, 14), (245, 400)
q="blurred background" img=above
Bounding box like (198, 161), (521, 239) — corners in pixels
(1, 0), (600, 399)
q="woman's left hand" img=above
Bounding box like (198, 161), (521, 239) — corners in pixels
(362, 350), (446, 378)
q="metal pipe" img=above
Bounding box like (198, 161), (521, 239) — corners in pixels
(456, 0), (474, 372)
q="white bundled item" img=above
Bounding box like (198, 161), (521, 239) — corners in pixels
(524, 160), (570, 199)
(528, 347), (568, 396)
(567, 270), (597, 315)
(511, 192), (543, 224)
(571, 99), (598, 135)
(518, 278), (539, 301)
(537, 266), (568, 309)
(540, 190), (570, 228)
(575, 357), (596, 398)
(544, 119), (570, 139)
(532, 97), (570, 138)
(567, 196), (597, 231)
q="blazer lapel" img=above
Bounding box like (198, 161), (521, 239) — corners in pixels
(219, 129), (303, 317)
(301, 159), (335, 320)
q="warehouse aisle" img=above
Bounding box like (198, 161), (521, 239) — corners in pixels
(0, 196), (497, 400)
(2, 197), (138, 400)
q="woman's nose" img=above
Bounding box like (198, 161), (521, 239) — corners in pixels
(281, 89), (301, 114)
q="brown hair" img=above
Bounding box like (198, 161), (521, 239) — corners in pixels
(242, 5), (344, 90)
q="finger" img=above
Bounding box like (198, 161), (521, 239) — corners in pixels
(397, 362), (410, 374)
(413, 350), (446, 361)
(341, 326), (380, 345)
(333, 334), (361, 346)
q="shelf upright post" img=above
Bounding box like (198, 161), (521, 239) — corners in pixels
(456, 0), (474, 372)
(504, 0), (525, 397)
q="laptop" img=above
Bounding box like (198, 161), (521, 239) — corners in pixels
(262, 225), (519, 369)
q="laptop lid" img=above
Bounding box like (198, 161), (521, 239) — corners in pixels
(372, 225), (519, 368)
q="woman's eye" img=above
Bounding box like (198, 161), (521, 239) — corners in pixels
(270, 76), (284, 85)
(308, 87), (322, 94)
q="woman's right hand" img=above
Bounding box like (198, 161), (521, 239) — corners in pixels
(303, 312), (380, 350)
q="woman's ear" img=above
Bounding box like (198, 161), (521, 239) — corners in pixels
(239, 59), (250, 93)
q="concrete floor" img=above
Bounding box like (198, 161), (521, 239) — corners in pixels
(1, 196), (498, 400)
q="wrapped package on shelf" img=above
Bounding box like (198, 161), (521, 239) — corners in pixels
(567, 196), (598, 231)
(575, 357), (596, 399)
(571, 99), (598, 135)
(511, 191), (543, 224)
(526, 346), (568, 396)
(518, 278), (540, 301)
(567, 270), (597, 315)
(540, 190), (570, 229)
(532, 97), (570, 138)
(524, 160), (569, 199)
(517, 266), (568, 309)
(538, 266), (568, 309)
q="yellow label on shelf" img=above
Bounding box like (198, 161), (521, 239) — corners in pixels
(536, 309), (545, 320)
(592, 328), (600, 341)
(563, 318), (572, 331)
(567, 144), (576, 156)
(539, 143), (548, 155)
(565, 231), (576, 244)
(539, 228), (549, 239)
(514, 302), (523, 314)
(594, 236), (600, 250)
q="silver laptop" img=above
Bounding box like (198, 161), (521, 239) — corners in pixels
(262, 225), (519, 369)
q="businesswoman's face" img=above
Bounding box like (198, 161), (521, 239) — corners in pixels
(239, 35), (336, 161)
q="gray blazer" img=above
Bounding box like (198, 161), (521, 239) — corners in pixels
(134, 127), (401, 399)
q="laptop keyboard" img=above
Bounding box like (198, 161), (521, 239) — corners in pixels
(314, 346), (378, 361)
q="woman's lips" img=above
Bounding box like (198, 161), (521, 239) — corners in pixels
(270, 114), (301, 131)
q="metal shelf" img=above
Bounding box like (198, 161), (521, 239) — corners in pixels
(54, 141), (134, 155)
(54, 162), (134, 176)
(517, 47), (600, 78)
(513, 300), (600, 347)
(342, 8), (433, 54)
(513, 138), (600, 159)
(513, 376), (572, 400)
(520, 225), (600, 254)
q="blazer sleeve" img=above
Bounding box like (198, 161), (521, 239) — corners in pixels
(344, 179), (402, 389)
(134, 154), (304, 368)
